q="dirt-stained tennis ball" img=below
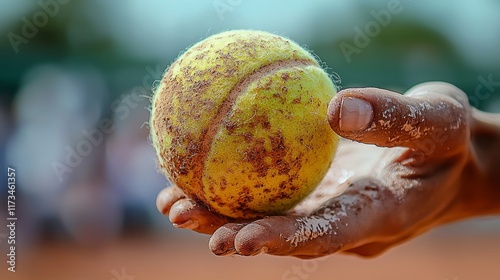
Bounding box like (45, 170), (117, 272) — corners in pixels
(150, 30), (339, 219)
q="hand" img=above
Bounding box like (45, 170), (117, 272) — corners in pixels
(156, 82), (500, 258)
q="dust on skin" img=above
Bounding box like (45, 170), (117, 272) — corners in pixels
(281, 94), (467, 248)
(283, 132), (424, 248)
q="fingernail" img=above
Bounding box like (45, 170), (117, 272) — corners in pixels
(173, 220), (199, 230)
(340, 97), (373, 131)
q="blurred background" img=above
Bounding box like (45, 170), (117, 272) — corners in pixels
(0, 0), (499, 279)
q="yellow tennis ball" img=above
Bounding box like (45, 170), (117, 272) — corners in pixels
(150, 30), (338, 219)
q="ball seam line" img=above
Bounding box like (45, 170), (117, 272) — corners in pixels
(198, 58), (319, 195)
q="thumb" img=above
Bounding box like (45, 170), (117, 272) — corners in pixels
(327, 85), (469, 157)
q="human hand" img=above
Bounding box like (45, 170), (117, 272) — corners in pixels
(156, 82), (500, 258)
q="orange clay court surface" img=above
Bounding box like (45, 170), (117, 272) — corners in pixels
(2, 221), (500, 280)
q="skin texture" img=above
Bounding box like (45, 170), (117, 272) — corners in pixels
(156, 82), (500, 258)
(150, 30), (338, 219)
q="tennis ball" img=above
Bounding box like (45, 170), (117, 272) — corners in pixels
(150, 30), (338, 219)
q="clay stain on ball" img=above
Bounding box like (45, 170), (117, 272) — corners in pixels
(150, 30), (339, 218)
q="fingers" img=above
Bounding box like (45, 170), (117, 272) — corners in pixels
(169, 198), (230, 234)
(210, 216), (301, 257)
(209, 223), (248, 256)
(156, 186), (230, 234)
(328, 82), (470, 157)
(156, 186), (185, 215)
(208, 211), (350, 257)
(209, 179), (398, 257)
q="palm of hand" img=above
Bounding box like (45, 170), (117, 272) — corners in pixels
(157, 82), (498, 258)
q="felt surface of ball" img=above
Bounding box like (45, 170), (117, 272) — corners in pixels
(150, 30), (338, 219)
